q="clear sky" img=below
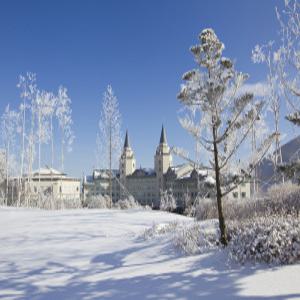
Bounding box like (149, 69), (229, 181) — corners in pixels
(0, 0), (289, 178)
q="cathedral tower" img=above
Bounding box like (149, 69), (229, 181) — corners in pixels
(154, 125), (172, 191)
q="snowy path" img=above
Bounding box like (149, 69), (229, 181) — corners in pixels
(0, 208), (300, 300)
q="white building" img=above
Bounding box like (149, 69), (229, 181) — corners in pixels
(26, 167), (81, 201)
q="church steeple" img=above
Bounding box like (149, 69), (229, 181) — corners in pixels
(124, 130), (130, 148)
(155, 125), (172, 191)
(160, 125), (167, 144)
(120, 130), (136, 179)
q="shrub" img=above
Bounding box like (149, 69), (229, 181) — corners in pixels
(85, 195), (110, 209)
(266, 182), (300, 216)
(194, 182), (300, 221)
(142, 220), (219, 255)
(172, 220), (219, 255)
(194, 197), (218, 220)
(113, 196), (141, 210)
(142, 221), (179, 240)
(160, 189), (177, 212)
(227, 215), (300, 265)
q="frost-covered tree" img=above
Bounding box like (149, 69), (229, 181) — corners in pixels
(1, 105), (20, 204)
(56, 86), (74, 172)
(17, 72), (37, 203)
(274, 0), (300, 181)
(160, 189), (177, 212)
(97, 85), (122, 207)
(177, 29), (276, 245)
(34, 90), (53, 198)
(43, 92), (57, 173)
(252, 43), (284, 182)
(1, 73), (75, 207)
(0, 150), (6, 201)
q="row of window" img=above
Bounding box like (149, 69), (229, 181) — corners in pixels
(232, 192), (247, 198)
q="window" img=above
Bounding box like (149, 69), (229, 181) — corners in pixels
(241, 192), (246, 198)
(233, 192), (238, 198)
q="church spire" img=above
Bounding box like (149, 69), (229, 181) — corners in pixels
(160, 125), (167, 144)
(124, 130), (130, 148)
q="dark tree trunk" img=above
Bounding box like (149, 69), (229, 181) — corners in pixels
(109, 124), (112, 208)
(212, 125), (228, 246)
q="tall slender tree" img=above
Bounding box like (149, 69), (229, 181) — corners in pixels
(56, 86), (74, 173)
(177, 29), (276, 245)
(1, 105), (20, 205)
(32, 90), (51, 202)
(17, 72), (37, 205)
(56, 86), (74, 203)
(252, 43), (284, 183)
(267, 0), (300, 180)
(97, 85), (121, 207)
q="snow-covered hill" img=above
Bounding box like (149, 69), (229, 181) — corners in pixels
(0, 208), (299, 300)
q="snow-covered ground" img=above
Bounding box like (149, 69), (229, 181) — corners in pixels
(0, 208), (299, 300)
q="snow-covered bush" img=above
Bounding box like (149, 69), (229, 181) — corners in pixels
(195, 182), (300, 221)
(228, 215), (300, 265)
(182, 192), (193, 215)
(172, 221), (219, 255)
(194, 197), (218, 220)
(142, 221), (179, 240)
(24, 194), (82, 210)
(85, 195), (110, 209)
(142, 220), (219, 255)
(113, 196), (141, 210)
(266, 182), (300, 216)
(160, 189), (177, 212)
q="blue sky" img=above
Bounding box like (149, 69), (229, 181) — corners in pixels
(0, 0), (291, 177)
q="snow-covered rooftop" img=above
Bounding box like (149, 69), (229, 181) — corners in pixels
(32, 167), (65, 177)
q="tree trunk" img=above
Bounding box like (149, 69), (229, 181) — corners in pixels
(109, 124), (112, 208)
(5, 144), (9, 206)
(19, 98), (26, 207)
(212, 125), (227, 246)
(38, 111), (41, 208)
(51, 115), (54, 208)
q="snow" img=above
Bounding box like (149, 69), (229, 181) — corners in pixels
(205, 176), (215, 185)
(0, 207), (300, 300)
(32, 167), (64, 176)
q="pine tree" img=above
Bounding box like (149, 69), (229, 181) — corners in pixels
(177, 29), (276, 245)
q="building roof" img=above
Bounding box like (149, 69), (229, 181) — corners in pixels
(32, 167), (65, 177)
(27, 166), (80, 182)
(128, 168), (156, 178)
(93, 169), (119, 180)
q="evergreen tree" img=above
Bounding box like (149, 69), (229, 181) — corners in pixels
(177, 29), (276, 245)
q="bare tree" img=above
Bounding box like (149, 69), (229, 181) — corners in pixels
(177, 29), (276, 245)
(56, 86), (74, 172)
(252, 43), (284, 183)
(1, 105), (20, 205)
(56, 86), (74, 203)
(265, 0), (300, 179)
(0, 150), (6, 202)
(17, 72), (37, 205)
(97, 85), (122, 207)
(32, 90), (51, 202)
